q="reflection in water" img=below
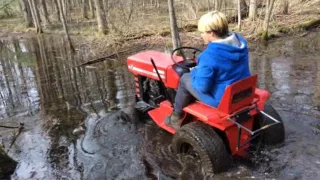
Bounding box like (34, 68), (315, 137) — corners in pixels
(79, 111), (146, 179)
(0, 40), (39, 118)
(247, 33), (320, 180)
(0, 35), (137, 179)
(250, 32), (320, 116)
(0, 30), (319, 179)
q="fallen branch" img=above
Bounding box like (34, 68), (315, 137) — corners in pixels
(299, 19), (320, 30)
(76, 49), (130, 67)
(120, 32), (156, 42)
(6, 123), (25, 153)
(0, 124), (21, 129)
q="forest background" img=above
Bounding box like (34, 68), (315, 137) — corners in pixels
(0, 0), (319, 53)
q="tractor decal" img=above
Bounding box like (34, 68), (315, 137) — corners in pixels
(128, 65), (165, 79)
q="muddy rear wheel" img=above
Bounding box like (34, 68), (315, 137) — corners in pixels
(255, 104), (285, 145)
(172, 122), (232, 174)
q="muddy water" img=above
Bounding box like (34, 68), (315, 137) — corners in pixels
(0, 30), (319, 180)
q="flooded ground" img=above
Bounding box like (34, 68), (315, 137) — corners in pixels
(0, 30), (320, 180)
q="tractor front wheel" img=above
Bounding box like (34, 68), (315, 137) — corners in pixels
(172, 122), (232, 174)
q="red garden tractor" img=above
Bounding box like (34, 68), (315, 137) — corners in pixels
(127, 47), (285, 173)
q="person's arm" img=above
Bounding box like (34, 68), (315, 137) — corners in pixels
(190, 63), (215, 93)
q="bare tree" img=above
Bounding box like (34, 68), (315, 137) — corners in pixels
(263, 0), (276, 40)
(41, 0), (51, 24)
(53, 0), (61, 22)
(248, 0), (257, 21)
(237, 0), (241, 30)
(58, 0), (74, 52)
(282, 0), (289, 14)
(126, 0), (134, 23)
(168, 0), (181, 49)
(19, 0), (33, 27)
(188, 0), (198, 18)
(94, 0), (108, 35)
(28, 0), (43, 33)
(142, 0), (145, 8)
(103, 0), (108, 15)
(214, 0), (222, 11)
(82, 0), (89, 19)
(240, 0), (248, 15)
(207, 0), (211, 11)
(89, 0), (95, 18)
(235, 0), (248, 18)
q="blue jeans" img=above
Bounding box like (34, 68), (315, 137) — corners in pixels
(173, 73), (200, 115)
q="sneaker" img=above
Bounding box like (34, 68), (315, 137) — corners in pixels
(165, 112), (183, 130)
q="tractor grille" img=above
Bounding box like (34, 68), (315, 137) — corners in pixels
(135, 75), (141, 98)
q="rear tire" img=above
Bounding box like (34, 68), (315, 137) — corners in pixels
(255, 104), (285, 145)
(172, 122), (232, 174)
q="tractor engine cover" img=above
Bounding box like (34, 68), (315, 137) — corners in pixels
(127, 50), (185, 89)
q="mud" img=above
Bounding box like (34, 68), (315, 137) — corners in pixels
(0, 29), (319, 180)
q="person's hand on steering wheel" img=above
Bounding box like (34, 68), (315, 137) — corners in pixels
(189, 66), (197, 71)
(171, 46), (202, 70)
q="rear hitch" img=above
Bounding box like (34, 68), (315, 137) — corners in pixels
(227, 106), (282, 150)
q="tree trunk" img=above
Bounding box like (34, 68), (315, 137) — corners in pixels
(126, 0), (134, 23)
(89, 0), (95, 18)
(41, 0), (51, 25)
(94, 0), (108, 35)
(35, 1), (42, 23)
(248, 0), (257, 21)
(66, 0), (72, 20)
(263, 0), (275, 40)
(18, 0), (23, 13)
(236, 0), (248, 18)
(53, 0), (61, 22)
(237, 0), (241, 30)
(63, 0), (67, 15)
(168, 0), (181, 49)
(214, 0), (221, 11)
(102, 0), (107, 13)
(189, 0), (198, 18)
(82, 0), (89, 19)
(28, 0), (43, 33)
(240, 0), (248, 13)
(19, 0), (33, 27)
(62, 0), (70, 21)
(282, 0), (289, 14)
(103, 0), (108, 15)
(58, 0), (74, 52)
(68, 0), (72, 11)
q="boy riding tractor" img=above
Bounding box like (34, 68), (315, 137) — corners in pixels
(127, 11), (285, 174)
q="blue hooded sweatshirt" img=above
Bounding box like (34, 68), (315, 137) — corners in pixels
(190, 33), (251, 107)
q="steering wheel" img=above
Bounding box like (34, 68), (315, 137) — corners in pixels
(171, 46), (202, 69)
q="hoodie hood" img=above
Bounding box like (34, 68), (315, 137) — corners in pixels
(206, 32), (248, 62)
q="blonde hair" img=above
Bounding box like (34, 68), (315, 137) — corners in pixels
(198, 11), (229, 37)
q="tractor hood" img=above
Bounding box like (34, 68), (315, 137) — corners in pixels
(127, 50), (183, 81)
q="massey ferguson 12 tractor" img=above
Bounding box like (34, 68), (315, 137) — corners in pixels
(127, 47), (285, 173)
